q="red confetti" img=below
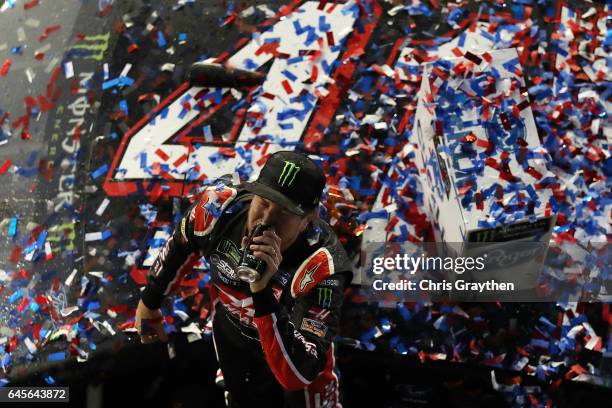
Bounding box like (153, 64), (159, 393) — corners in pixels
(71, 79), (79, 95)
(475, 192), (484, 210)
(499, 112), (511, 130)
(37, 95), (54, 112)
(99, 2), (113, 17)
(39, 25), (61, 42)
(256, 153), (270, 167)
(219, 147), (237, 158)
(17, 297), (30, 313)
(499, 171), (517, 183)
(150, 183), (163, 202)
(130, 265), (148, 285)
(281, 79), (293, 94)
(431, 66), (449, 81)
(0, 160), (11, 174)
(23, 0), (39, 10)
(10, 246), (22, 263)
(451, 47), (463, 57)
(326, 31), (335, 47)
(155, 149), (170, 161)
(458, 182), (472, 196)
(172, 153), (188, 168)
(72, 124), (81, 141)
(46, 67), (61, 98)
(484, 157), (500, 170)
(255, 41), (281, 57)
(1, 59), (12, 76)
(108, 304), (129, 314)
(353, 224), (367, 236)
(516, 99), (530, 111)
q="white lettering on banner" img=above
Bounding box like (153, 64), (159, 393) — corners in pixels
(53, 72), (92, 212)
(110, 1), (360, 182)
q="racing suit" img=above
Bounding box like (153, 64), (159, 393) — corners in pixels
(140, 180), (353, 408)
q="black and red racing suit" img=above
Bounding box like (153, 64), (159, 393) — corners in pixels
(140, 180), (353, 408)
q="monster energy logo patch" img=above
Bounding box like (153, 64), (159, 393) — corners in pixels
(317, 287), (333, 308)
(216, 239), (241, 265)
(68, 32), (111, 61)
(278, 161), (300, 187)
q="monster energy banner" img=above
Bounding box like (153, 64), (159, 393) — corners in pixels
(39, 0), (120, 287)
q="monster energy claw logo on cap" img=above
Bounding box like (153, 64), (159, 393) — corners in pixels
(278, 161), (300, 187)
(243, 151), (326, 216)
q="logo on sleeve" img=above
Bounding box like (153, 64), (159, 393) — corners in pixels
(291, 248), (334, 298)
(300, 318), (328, 338)
(298, 263), (318, 291)
(192, 187), (237, 236)
(316, 288), (333, 308)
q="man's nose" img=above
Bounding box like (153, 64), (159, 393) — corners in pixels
(260, 207), (278, 226)
(261, 210), (273, 224)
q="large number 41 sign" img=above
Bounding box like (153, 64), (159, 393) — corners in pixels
(103, 0), (381, 197)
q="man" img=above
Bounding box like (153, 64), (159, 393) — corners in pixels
(135, 151), (353, 408)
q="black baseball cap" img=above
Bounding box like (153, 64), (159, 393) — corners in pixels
(244, 151), (325, 216)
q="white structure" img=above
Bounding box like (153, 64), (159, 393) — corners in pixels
(412, 48), (555, 247)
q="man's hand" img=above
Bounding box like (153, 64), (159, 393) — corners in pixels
(242, 229), (283, 293)
(135, 299), (168, 344)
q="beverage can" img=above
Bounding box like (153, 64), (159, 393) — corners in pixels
(237, 223), (271, 283)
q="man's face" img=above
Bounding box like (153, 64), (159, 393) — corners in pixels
(246, 195), (313, 252)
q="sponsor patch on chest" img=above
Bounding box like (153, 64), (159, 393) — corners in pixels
(300, 318), (328, 338)
(210, 253), (239, 282)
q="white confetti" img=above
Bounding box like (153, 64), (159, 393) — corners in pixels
(24, 18), (40, 28)
(120, 63), (132, 77)
(102, 321), (116, 336)
(25, 67), (35, 83)
(95, 198), (110, 216)
(167, 342), (176, 359)
(45, 56), (60, 73)
(24, 337), (37, 354)
(85, 232), (103, 241)
(64, 61), (74, 79)
(61, 306), (79, 317)
(17, 27), (26, 42)
(65, 268), (78, 286)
